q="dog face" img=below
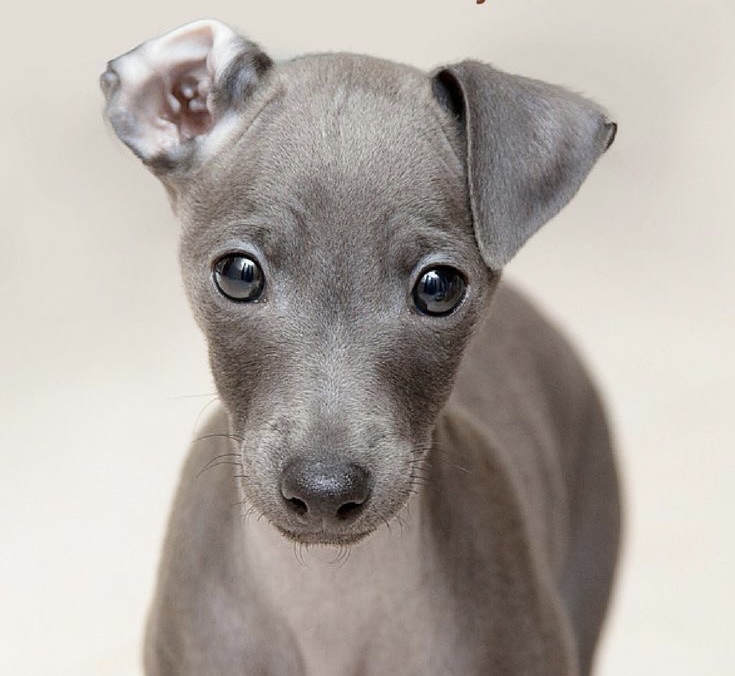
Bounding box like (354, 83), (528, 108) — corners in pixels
(102, 20), (614, 545)
(176, 54), (493, 544)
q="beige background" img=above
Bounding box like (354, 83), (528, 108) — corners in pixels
(1, 0), (733, 673)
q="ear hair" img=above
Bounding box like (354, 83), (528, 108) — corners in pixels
(101, 19), (272, 173)
(432, 61), (616, 270)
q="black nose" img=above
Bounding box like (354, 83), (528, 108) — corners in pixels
(280, 460), (371, 524)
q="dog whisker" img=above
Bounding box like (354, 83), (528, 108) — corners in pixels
(192, 433), (244, 444)
(430, 447), (472, 474)
(332, 545), (352, 567)
(197, 449), (244, 479)
(293, 542), (309, 567)
(192, 395), (224, 433)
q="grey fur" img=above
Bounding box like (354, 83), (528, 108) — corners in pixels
(102, 20), (620, 676)
(433, 62), (616, 270)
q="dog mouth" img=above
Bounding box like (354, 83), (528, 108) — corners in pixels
(273, 523), (377, 547)
(258, 487), (411, 547)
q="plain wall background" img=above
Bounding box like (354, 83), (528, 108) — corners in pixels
(1, 0), (733, 673)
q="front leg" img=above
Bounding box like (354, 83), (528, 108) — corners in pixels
(144, 583), (304, 675)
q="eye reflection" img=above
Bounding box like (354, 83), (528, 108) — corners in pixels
(413, 266), (466, 316)
(213, 254), (265, 302)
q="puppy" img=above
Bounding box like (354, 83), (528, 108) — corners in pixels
(102, 19), (620, 676)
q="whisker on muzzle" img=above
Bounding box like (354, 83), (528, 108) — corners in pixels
(192, 395), (225, 432)
(192, 433), (245, 444)
(429, 446), (472, 474)
(196, 452), (244, 478)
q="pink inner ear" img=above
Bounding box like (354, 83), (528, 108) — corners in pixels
(163, 62), (213, 140)
(104, 19), (240, 161)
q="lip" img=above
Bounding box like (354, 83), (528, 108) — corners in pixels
(274, 524), (375, 547)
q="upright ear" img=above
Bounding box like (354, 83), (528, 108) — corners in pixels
(432, 61), (616, 270)
(100, 19), (272, 173)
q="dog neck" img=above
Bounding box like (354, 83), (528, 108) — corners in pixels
(240, 491), (447, 675)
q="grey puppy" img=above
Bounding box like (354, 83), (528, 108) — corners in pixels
(101, 19), (621, 676)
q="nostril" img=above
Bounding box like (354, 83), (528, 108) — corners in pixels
(336, 501), (365, 521)
(285, 496), (308, 517)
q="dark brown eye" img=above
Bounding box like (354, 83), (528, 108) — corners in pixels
(412, 266), (466, 316)
(213, 254), (265, 302)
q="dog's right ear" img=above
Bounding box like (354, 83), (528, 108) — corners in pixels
(100, 19), (272, 174)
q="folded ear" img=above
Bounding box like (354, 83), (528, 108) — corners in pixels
(100, 19), (272, 173)
(432, 61), (616, 270)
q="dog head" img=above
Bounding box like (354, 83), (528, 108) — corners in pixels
(102, 19), (615, 545)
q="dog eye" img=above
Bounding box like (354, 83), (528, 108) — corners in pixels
(412, 266), (466, 316)
(213, 254), (265, 302)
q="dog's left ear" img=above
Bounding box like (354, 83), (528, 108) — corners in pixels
(101, 19), (272, 174)
(432, 61), (616, 270)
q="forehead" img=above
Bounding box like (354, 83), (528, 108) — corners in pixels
(183, 53), (471, 255)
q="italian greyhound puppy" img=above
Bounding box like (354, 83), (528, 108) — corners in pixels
(101, 19), (620, 676)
